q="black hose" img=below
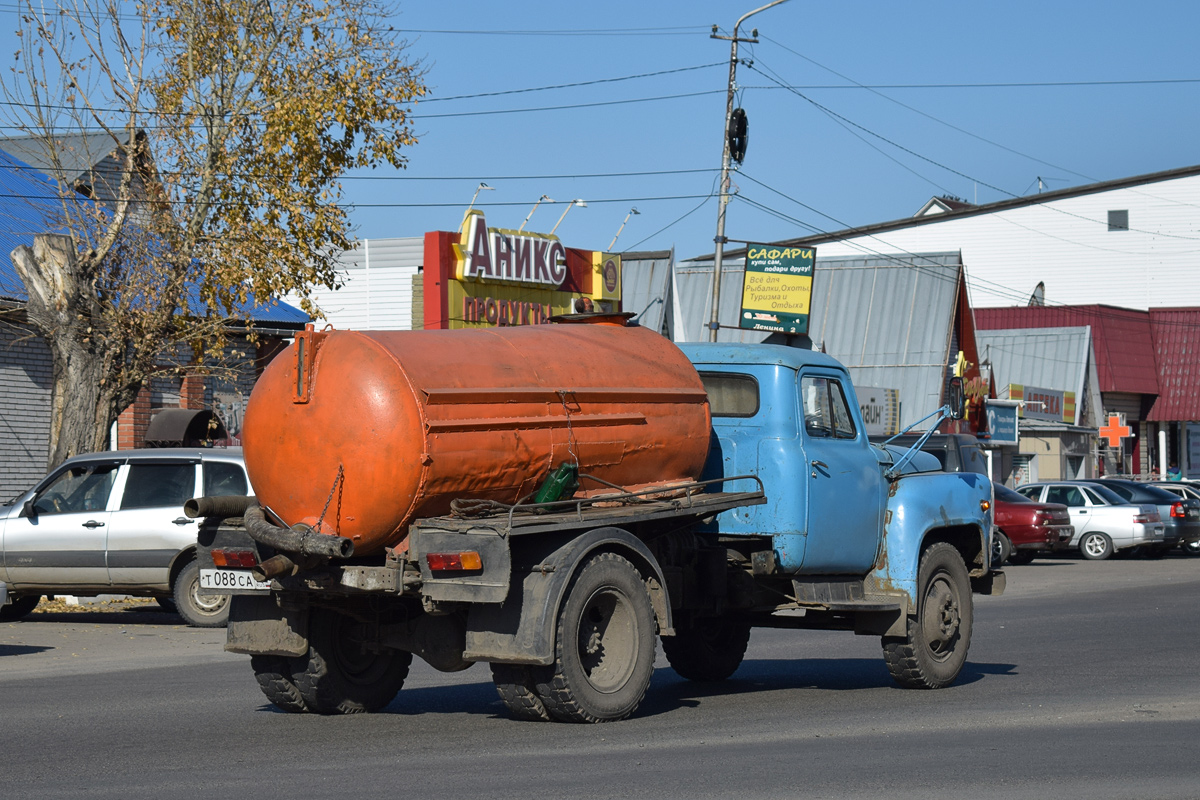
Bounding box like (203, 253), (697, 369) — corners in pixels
(184, 495), (257, 520)
(243, 505), (355, 559)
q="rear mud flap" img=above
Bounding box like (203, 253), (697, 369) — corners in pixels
(224, 595), (309, 657)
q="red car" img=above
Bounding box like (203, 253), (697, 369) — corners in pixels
(993, 484), (1074, 564)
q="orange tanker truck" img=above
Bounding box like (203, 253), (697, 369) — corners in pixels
(191, 314), (1001, 722)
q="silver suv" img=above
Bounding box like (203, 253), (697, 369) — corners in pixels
(0, 448), (248, 626)
(1016, 481), (1164, 560)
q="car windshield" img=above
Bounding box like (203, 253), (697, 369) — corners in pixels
(1101, 482), (1184, 504)
(1084, 484), (1128, 505)
(994, 485), (1031, 503)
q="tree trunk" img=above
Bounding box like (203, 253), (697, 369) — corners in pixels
(11, 234), (112, 469)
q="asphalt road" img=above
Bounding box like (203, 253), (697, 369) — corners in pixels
(3, 555), (1198, 800)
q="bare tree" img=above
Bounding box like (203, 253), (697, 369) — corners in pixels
(2, 0), (425, 466)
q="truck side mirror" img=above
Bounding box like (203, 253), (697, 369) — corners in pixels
(947, 377), (965, 420)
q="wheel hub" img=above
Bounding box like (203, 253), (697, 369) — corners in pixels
(922, 577), (960, 657)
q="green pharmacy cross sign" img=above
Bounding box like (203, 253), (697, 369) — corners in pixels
(738, 245), (816, 335)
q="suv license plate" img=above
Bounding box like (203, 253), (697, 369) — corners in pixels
(200, 568), (271, 591)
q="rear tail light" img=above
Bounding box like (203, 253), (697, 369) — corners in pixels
(1171, 502), (1186, 518)
(211, 549), (258, 568)
(426, 551), (483, 572)
(1133, 508), (1161, 524)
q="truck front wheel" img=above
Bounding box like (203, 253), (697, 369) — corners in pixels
(662, 615), (751, 682)
(882, 542), (973, 689)
(533, 553), (657, 723)
(291, 608), (412, 714)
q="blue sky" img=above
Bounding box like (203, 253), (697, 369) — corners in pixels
(368, 0), (1200, 258)
(3, 1), (1197, 261)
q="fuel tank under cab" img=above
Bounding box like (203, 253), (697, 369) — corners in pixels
(241, 318), (712, 556)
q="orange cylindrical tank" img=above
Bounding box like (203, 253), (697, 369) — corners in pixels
(241, 319), (712, 556)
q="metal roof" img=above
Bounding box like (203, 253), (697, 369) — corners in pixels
(699, 163), (1200, 260)
(975, 306), (1159, 394)
(673, 251), (966, 427)
(619, 249), (672, 334)
(1148, 308), (1200, 421)
(0, 146), (306, 326)
(975, 326), (1096, 426)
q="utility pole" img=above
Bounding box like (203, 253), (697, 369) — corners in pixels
(708, 0), (791, 342)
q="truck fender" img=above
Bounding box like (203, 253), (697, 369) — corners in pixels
(463, 526), (672, 666)
(871, 471), (994, 606)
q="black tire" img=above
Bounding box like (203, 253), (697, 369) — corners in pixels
(291, 608), (411, 714)
(991, 531), (1013, 566)
(490, 663), (551, 721)
(0, 594), (42, 622)
(173, 560), (231, 627)
(1079, 531), (1113, 560)
(532, 552), (657, 723)
(1181, 540), (1200, 558)
(250, 655), (310, 713)
(882, 542), (973, 689)
(662, 616), (751, 682)
(1007, 550), (1036, 566)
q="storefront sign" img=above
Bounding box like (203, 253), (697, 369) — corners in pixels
(1007, 384), (1075, 423)
(857, 386), (900, 437)
(985, 402), (1019, 446)
(422, 212), (621, 330)
(738, 245), (815, 335)
(455, 210), (568, 287)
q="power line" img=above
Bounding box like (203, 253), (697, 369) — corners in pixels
(424, 62), (724, 102)
(396, 26), (709, 37)
(414, 90), (721, 119)
(757, 35), (1097, 183)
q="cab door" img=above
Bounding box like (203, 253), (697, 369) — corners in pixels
(797, 371), (885, 573)
(2, 460), (120, 589)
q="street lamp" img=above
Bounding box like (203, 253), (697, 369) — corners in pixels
(550, 199), (586, 235)
(518, 195), (554, 232)
(707, 0), (791, 342)
(465, 182), (494, 213)
(608, 207), (640, 251)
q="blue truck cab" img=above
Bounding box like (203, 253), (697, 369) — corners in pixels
(680, 342), (1003, 689)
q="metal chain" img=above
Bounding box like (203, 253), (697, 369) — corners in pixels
(315, 463), (344, 533)
(557, 390), (580, 465)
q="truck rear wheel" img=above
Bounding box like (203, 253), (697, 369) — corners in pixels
(533, 553), (657, 723)
(662, 616), (751, 682)
(882, 542), (973, 689)
(291, 608), (412, 714)
(490, 663), (551, 721)
(250, 655), (309, 713)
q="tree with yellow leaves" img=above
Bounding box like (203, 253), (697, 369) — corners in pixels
(2, 0), (424, 466)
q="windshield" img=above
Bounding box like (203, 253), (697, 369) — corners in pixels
(1086, 484), (1128, 505)
(994, 484), (1031, 503)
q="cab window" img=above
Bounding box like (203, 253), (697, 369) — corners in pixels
(801, 376), (856, 440)
(34, 462), (119, 515)
(699, 372), (759, 418)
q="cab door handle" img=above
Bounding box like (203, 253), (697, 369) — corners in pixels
(812, 460), (829, 469)
(82, 520), (106, 529)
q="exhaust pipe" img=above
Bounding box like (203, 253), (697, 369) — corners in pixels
(243, 505), (355, 560)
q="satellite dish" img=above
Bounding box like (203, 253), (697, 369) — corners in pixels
(1028, 281), (1045, 307)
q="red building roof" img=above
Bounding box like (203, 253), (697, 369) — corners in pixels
(975, 305), (1159, 395)
(1148, 308), (1200, 421)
